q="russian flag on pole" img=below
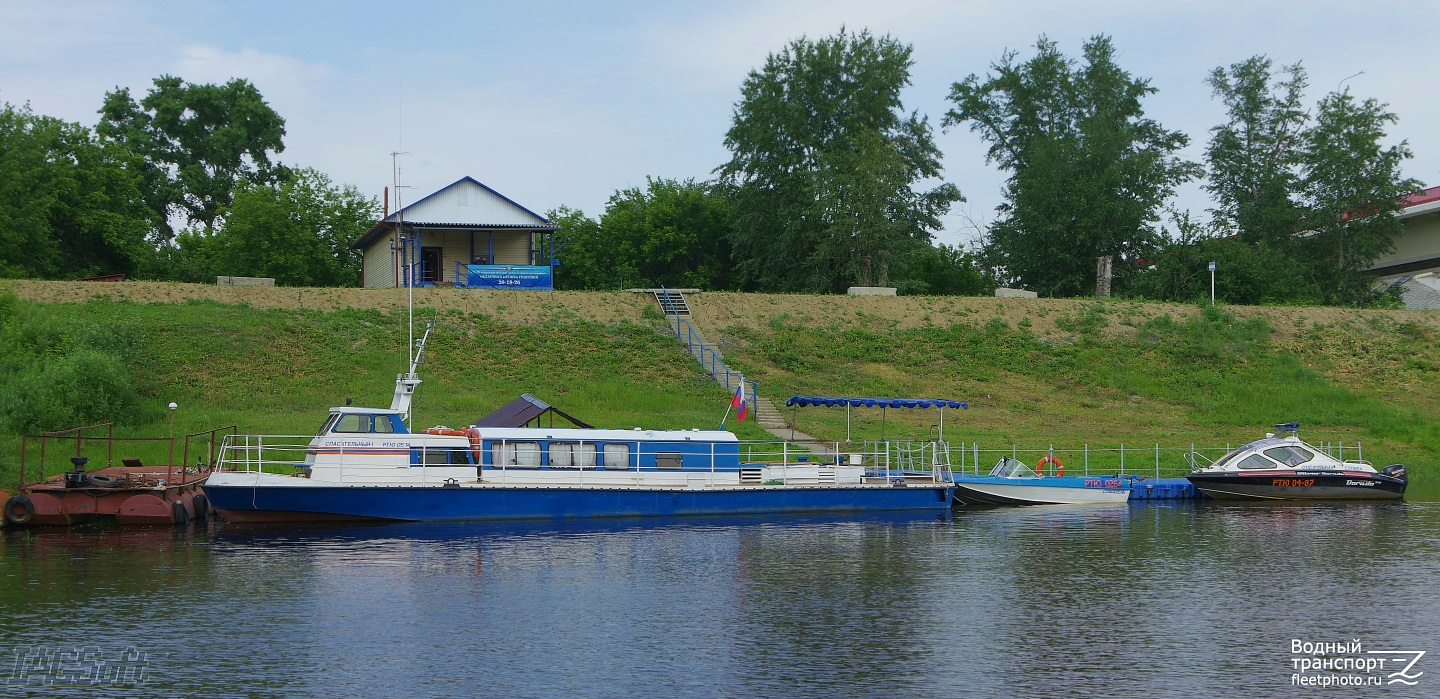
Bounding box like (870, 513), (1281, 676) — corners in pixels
(731, 379), (748, 421)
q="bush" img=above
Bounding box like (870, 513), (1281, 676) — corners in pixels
(0, 295), (142, 433)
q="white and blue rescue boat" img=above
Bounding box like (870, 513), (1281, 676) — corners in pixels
(203, 328), (954, 523)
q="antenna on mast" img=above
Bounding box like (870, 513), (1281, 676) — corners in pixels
(391, 150), (417, 423)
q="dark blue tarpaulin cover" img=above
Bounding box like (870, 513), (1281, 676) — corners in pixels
(784, 396), (967, 409)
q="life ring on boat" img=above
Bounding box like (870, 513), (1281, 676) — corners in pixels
(1036, 455), (1064, 477)
(463, 426), (483, 462)
(4, 495), (34, 526)
(423, 426), (466, 436)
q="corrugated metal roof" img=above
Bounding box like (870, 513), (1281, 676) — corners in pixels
(473, 394), (594, 429)
(353, 176), (557, 250)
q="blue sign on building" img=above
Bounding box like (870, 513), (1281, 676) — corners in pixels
(462, 264), (553, 290)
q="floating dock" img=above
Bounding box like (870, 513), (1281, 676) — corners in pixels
(1127, 477), (1202, 500)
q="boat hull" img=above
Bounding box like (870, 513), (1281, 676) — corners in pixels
(203, 480), (955, 523)
(1186, 472), (1406, 501)
(951, 476), (1130, 506)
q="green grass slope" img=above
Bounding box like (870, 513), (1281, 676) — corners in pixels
(3, 287), (1437, 498)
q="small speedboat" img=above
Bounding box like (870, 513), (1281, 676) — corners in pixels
(1186, 424), (1406, 501)
(951, 456), (1131, 505)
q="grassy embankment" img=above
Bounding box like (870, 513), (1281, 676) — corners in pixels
(4, 282), (1438, 499)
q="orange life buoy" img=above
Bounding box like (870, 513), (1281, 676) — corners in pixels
(463, 426), (483, 462)
(423, 426), (466, 436)
(1036, 455), (1064, 477)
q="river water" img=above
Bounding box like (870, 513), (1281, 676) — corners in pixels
(3, 502), (1437, 698)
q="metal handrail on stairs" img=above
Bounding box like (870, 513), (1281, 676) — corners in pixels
(667, 313), (757, 402)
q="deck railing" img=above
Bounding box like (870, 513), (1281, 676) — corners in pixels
(18, 424), (237, 488)
(214, 435), (954, 485)
(951, 441), (1366, 479)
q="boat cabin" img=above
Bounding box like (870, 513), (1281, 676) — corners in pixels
(1206, 436), (1358, 473)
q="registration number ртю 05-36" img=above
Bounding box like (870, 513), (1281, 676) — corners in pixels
(1270, 478), (1316, 487)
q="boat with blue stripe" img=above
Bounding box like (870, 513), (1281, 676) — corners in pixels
(951, 456), (1132, 505)
(203, 327), (954, 523)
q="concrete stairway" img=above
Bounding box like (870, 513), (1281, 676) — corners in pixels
(752, 396), (787, 430)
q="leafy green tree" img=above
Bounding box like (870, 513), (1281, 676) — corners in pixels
(0, 103), (151, 279)
(98, 75), (286, 240)
(944, 35), (1199, 297)
(211, 168), (377, 287)
(1196, 56), (1418, 306)
(1204, 57), (1308, 248)
(718, 28), (961, 293)
(1297, 90), (1418, 304)
(553, 178), (736, 291)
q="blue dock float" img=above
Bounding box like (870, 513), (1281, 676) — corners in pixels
(1128, 477), (1203, 500)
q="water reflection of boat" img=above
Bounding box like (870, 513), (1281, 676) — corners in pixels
(202, 326), (954, 523)
(1185, 425), (1406, 501)
(951, 457), (1132, 505)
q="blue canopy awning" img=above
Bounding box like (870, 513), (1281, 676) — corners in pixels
(784, 396), (967, 410)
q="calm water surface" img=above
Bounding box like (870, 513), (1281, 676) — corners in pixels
(3, 502), (1438, 698)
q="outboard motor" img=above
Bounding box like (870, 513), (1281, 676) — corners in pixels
(1381, 464), (1408, 482)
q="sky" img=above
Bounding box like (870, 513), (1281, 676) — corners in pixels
(3, 0), (1437, 248)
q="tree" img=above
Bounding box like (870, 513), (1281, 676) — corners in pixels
(718, 28), (961, 293)
(1297, 90), (1418, 304)
(0, 103), (151, 279)
(1203, 57), (1308, 248)
(213, 168), (377, 286)
(553, 178), (736, 291)
(1200, 56), (1418, 305)
(98, 75), (286, 240)
(944, 36), (1199, 297)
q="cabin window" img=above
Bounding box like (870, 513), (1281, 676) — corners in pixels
(1237, 454), (1277, 470)
(656, 452), (683, 470)
(373, 415), (397, 434)
(492, 442), (542, 467)
(334, 414), (369, 433)
(418, 448), (471, 466)
(550, 443), (596, 468)
(317, 414), (339, 436)
(1263, 446), (1312, 467)
(603, 444), (630, 470)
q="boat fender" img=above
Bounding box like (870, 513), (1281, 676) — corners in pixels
(172, 500), (189, 526)
(1036, 455), (1064, 477)
(1381, 464), (1407, 482)
(4, 495), (34, 526)
(193, 493), (210, 520)
(463, 426), (484, 463)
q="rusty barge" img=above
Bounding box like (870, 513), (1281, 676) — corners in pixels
(4, 423), (234, 526)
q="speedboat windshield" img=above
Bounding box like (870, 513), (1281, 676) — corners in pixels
(989, 457), (1037, 478)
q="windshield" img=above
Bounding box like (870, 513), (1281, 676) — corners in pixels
(989, 457), (1036, 478)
